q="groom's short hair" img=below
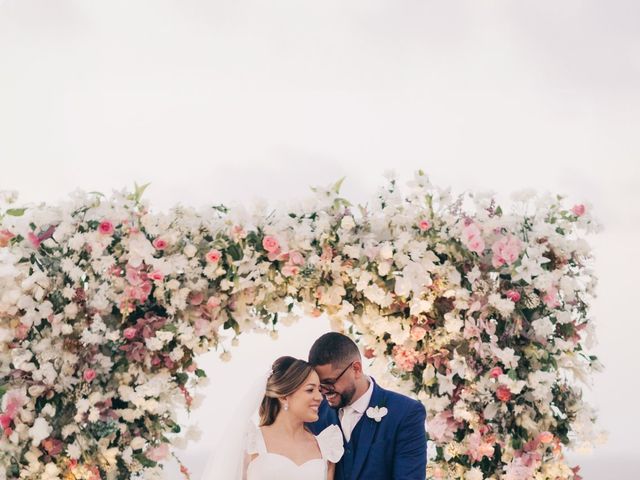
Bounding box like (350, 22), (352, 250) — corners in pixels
(309, 332), (360, 367)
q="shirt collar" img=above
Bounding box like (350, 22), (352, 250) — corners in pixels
(348, 376), (374, 414)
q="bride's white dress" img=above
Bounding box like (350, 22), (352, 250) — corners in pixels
(244, 424), (344, 480)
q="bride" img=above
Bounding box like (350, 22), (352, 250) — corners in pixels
(203, 356), (343, 480)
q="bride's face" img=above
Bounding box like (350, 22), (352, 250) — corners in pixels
(284, 370), (323, 422)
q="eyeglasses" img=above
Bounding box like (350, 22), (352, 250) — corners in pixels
(319, 361), (355, 394)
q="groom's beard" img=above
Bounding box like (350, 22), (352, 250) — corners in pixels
(326, 384), (356, 410)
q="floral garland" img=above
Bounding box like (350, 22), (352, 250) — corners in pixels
(0, 172), (603, 479)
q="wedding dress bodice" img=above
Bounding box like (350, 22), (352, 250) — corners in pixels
(245, 424), (343, 480)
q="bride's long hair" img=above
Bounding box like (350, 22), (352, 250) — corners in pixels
(260, 356), (314, 426)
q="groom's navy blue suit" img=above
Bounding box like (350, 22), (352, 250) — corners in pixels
(308, 378), (427, 480)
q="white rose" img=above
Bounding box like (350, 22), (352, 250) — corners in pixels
(184, 244), (197, 258)
(41, 404), (56, 418)
(379, 243), (394, 260)
(465, 467), (484, 480)
(377, 261), (391, 276)
(532, 317), (555, 339)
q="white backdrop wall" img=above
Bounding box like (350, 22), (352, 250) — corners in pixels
(1, 1), (639, 478)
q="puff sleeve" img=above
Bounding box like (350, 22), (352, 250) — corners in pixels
(316, 424), (344, 463)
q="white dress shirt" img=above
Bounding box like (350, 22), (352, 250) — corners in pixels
(339, 377), (373, 442)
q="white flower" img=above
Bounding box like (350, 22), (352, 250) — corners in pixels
(379, 243), (394, 260)
(145, 337), (164, 351)
(340, 215), (355, 230)
(444, 313), (463, 334)
(366, 406), (388, 422)
(488, 293), (515, 317)
(466, 266), (482, 285)
(436, 372), (456, 397)
(491, 346), (520, 369)
(67, 442), (81, 459)
(183, 244), (197, 258)
(532, 317), (555, 339)
(40, 403), (56, 418)
(131, 436), (146, 450)
(465, 466), (484, 480)
(41, 462), (61, 480)
(497, 374), (526, 394)
(28, 417), (52, 446)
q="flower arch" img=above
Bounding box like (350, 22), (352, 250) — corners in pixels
(0, 172), (603, 480)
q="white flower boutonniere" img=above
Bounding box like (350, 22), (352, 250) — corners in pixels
(366, 406), (388, 422)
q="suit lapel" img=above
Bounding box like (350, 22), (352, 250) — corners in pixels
(350, 379), (386, 480)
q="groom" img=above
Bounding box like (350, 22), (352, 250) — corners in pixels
(307, 332), (427, 480)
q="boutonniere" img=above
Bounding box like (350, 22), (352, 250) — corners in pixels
(366, 406), (388, 422)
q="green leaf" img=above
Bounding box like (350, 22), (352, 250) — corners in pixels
(128, 182), (151, 203)
(175, 373), (188, 386)
(6, 208), (26, 217)
(195, 369), (207, 378)
(332, 177), (346, 194)
(134, 452), (158, 468)
(227, 243), (244, 261)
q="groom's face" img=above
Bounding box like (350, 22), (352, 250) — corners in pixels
(314, 362), (357, 409)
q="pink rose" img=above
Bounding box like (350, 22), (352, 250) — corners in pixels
(4, 390), (27, 417)
(466, 432), (495, 462)
(123, 327), (137, 340)
(262, 235), (280, 254)
(288, 250), (304, 266)
(15, 323), (29, 340)
(152, 238), (168, 250)
(410, 325), (427, 342)
(418, 220), (431, 232)
(542, 287), (560, 309)
(205, 249), (222, 263)
(149, 270), (164, 281)
(0, 414), (12, 430)
(185, 363), (198, 373)
(42, 437), (64, 456)
(83, 369), (96, 382)
(392, 346), (425, 372)
(146, 443), (170, 462)
(496, 385), (512, 402)
(230, 225), (246, 241)
(461, 223), (485, 254)
(489, 366), (503, 379)
(364, 347), (376, 359)
(98, 221), (115, 235)
(189, 291), (204, 306)
(0, 229), (15, 247)
(428, 410), (458, 443)
(194, 316), (212, 336)
(206, 296), (221, 309)
(281, 263), (300, 277)
(571, 204), (586, 216)
(505, 290), (521, 302)
(536, 431), (554, 444)
(491, 235), (522, 268)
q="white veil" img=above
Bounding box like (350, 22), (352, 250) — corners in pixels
(199, 370), (268, 480)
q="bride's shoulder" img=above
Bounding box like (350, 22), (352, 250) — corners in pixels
(314, 425), (344, 463)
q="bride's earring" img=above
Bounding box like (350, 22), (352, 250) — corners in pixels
(283, 401), (289, 411)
